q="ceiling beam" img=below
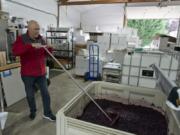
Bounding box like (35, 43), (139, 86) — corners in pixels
(59, 0), (160, 5)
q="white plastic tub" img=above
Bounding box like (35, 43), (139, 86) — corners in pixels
(122, 52), (178, 88)
(56, 81), (180, 135)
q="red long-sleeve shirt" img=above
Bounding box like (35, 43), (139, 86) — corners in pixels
(12, 33), (52, 76)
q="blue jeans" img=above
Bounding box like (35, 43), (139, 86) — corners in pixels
(21, 75), (52, 115)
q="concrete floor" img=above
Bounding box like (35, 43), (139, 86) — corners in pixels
(3, 69), (89, 135)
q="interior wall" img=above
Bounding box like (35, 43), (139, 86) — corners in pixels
(2, 0), (57, 30)
(1, 0), (81, 30)
(59, 6), (80, 28)
(81, 4), (125, 33)
(127, 6), (180, 19)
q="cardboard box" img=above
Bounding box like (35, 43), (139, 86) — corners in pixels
(54, 58), (72, 69)
(75, 44), (87, 55)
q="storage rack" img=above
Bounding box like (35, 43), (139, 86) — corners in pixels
(46, 28), (74, 69)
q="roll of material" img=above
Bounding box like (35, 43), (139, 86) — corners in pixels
(174, 46), (180, 52)
(166, 87), (180, 111)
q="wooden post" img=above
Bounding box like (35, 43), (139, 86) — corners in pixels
(123, 3), (127, 28)
(57, 1), (60, 28)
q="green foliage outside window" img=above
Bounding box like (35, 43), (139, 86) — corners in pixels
(128, 19), (167, 46)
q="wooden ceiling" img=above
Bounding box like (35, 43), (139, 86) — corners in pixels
(59, 0), (160, 5)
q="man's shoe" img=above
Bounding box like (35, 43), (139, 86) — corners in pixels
(43, 113), (56, 121)
(29, 113), (36, 120)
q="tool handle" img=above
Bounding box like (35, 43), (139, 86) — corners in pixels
(43, 47), (112, 121)
(0, 77), (4, 112)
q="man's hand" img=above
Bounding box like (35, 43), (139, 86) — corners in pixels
(32, 43), (43, 49)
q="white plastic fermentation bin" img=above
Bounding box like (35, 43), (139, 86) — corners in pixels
(56, 82), (180, 135)
(122, 51), (179, 88)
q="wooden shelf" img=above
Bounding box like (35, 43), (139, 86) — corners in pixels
(46, 30), (68, 33)
(46, 36), (67, 39)
(53, 49), (73, 52)
(0, 63), (21, 72)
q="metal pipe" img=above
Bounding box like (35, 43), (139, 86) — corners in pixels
(127, 1), (180, 7)
(137, 53), (143, 87)
(0, 77), (5, 112)
(176, 19), (180, 83)
(6, 0), (57, 18)
(109, 33), (112, 51)
(177, 18), (180, 46)
(151, 64), (177, 95)
(0, 0), (2, 11)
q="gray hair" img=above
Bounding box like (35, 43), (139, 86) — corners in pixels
(27, 20), (39, 30)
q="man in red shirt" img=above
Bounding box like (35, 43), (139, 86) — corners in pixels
(12, 20), (56, 121)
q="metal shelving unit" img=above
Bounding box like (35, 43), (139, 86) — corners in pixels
(46, 28), (74, 69)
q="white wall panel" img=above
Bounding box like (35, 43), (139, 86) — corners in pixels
(7, 0), (57, 14)
(2, 0), (81, 29)
(81, 4), (124, 32)
(2, 0), (57, 29)
(59, 6), (80, 28)
(127, 6), (180, 19)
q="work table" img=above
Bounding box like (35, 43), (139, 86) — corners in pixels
(0, 62), (25, 107)
(0, 63), (21, 72)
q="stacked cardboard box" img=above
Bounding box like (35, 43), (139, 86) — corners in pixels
(75, 44), (87, 55)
